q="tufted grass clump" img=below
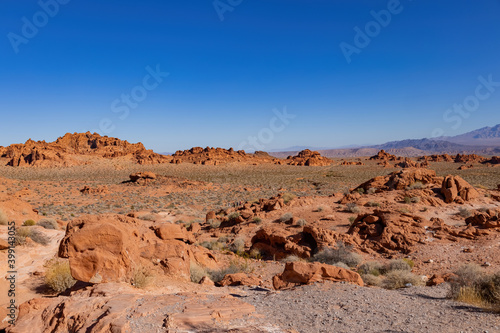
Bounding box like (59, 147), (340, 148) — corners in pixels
(382, 270), (423, 289)
(207, 260), (252, 283)
(346, 203), (360, 214)
(311, 242), (362, 268)
(279, 212), (293, 222)
(190, 261), (207, 283)
(16, 227), (50, 246)
(458, 207), (472, 218)
(208, 219), (221, 229)
(358, 261), (384, 276)
(37, 218), (58, 229)
(23, 219), (36, 226)
(131, 265), (154, 289)
(45, 259), (77, 293)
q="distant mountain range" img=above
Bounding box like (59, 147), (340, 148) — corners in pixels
(270, 124), (500, 158)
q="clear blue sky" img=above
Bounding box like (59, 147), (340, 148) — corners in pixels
(1, 0), (499, 152)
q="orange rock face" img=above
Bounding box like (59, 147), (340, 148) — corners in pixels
(356, 168), (439, 192)
(1, 132), (170, 167)
(284, 149), (333, 166)
(441, 175), (479, 203)
(272, 262), (364, 289)
(369, 150), (399, 161)
(172, 147), (276, 165)
(58, 214), (215, 283)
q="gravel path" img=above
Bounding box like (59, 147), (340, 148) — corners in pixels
(241, 283), (500, 333)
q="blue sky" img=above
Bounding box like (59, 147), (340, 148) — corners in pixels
(1, 0), (499, 152)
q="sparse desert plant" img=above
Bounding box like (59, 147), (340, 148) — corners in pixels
(404, 196), (412, 204)
(315, 206), (324, 212)
(23, 219), (36, 226)
(249, 249), (262, 260)
(139, 214), (157, 221)
(356, 188), (365, 194)
(45, 259), (77, 293)
(207, 260), (252, 283)
(296, 219), (307, 226)
(346, 203), (360, 214)
(358, 261), (384, 276)
(406, 181), (424, 190)
(0, 209), (8, 225)
(458, 207), (472, 218)
(332, 262), (350, 270)
(348, 216), (356, 225)
(279, 212), (293, 223)
(367, 201), (380, 207)
(403, 258), (415, 269)
(382, 270), (423, 289)
(252, 216), (262, 224)
(190, 261), (207, 283)
(131, 265), (154, 288)
(367, 187), (377, 194)
(231, 237), (245, 254)
(199, 240), (225, 251)
(411, 197), (420, 204)
(227, 212), (241, 221)
(16, 227), (49, 246)
(362, 273), (383, 287)
(382, 259), (412, 274)
(311, 242), (362, 268)
(37, 218), (58, 230)
(208, 219), (221, 229)
(280, 255), (303, 263)
(449, 264), (485, 300)
(282, 192), (296, 204)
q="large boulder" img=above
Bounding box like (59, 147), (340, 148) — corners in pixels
(356, 168), (439, 192)
(58, 214), (215, 283)
(272, 262), (364, 290)
(465, 209), (500, 229)
(441, 175), (479, 203)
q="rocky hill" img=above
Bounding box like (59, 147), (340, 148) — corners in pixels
(171, 147), (277, 165)
(0, 132), (170, 167)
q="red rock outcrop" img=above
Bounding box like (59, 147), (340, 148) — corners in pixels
(80, 186), (108, 195)
(369, 150), (399, 161)
(465, 209), (500, 229)
(272, 262), (364, 290)
(441, 175), (479, 203)
(418, 154), (454, 162)
(58, 214), (216, 283)
(454, 154), (485, 164)
(129, 172), (157, 185)
(218, 273), (261, 287)
(356, 168), (440, 192)
(283, 149), (333, 166)
(1, 132), (170, 167)
(172, 147), (276, 165)
(347, 210), (430, 254)
(341, 161), (364, 166)
(394, 158), (427, 169)
(7, 284), (260, 333)
(483, 156), (500, 165)
(458, 164), (473, 170)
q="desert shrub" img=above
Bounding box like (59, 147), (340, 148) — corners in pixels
(16, 228), (49, 246)
(208, 219), (221, 229)
(382, 270), (423, 289)
(252, 217), (262, 224)
(399, 208), (410, 214)
(403, 258), (415, 269)
(45, 259), (77, 293)
(346, 203), (360, 214)
(458, 207), (472, 218)
(362, 274), (383, 287)
(367, 201), (380, 207)
(449, 265), (500, 310)
(311, 242), (362, 268)
(249, 249), (262, 260)
(139, 214), (156, 221)
(382, 259), (411, 274)
(37, 218), (58, 230)
(199, 240), (225, 251)
(315, 206), (324, 212)
(279, 212), (293, 222)
(356, 188), (365, 194)
(358, 261), (384, 276)
(282, 192), (296, 204)
(0, 209), (8, 225)
(404, 196), (412, 204)
(406, 181), (424, 190)
(367, 187), (377, 194)
(348, 216), (356, 225)
(23, 219), (36, 226)
(449, 264), (485, 300)
(231, 237), (245, 254)
(190, 261), (207, 283)
(227, 212), (241, 221)
(332, 262), (350, 270)
(411, 197), (420, 204)
(131, 265), (153, 288)
(280, 255), (303, 263)
(207, 260), (251, 283)
(296, 219), (307, 227)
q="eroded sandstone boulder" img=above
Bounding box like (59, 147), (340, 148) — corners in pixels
(272, 262), (364, 290)
(441, 175), (479, 203)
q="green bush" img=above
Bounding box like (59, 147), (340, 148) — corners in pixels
(358, 261), (384, 276)
(227, 212), (241, 221)
(23, 219), (36, 226)
(45, 259), (77, 293)
(252, 217), (262, 224)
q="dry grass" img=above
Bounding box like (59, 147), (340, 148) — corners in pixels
(0, 209), (9, 225)
(45, 259), (77, 293)
(130, 265), (154, 288)
(311, 242), (362, 268)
